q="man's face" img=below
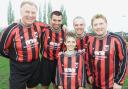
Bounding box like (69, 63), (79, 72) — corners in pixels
(65, 37), (76, 51)
(92, 18), (107, 36)
(20, 4), (37, 26)
(73, 19), (85, 35)
(50, 15), (62, 30)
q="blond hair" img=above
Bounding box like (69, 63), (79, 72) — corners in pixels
(91, 14), (107, 26)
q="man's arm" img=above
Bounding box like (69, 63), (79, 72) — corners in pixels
(114, 36), (127, 86)
(0, 23), (17, 58)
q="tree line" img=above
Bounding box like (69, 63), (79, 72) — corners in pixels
(7, 0), (67, 25)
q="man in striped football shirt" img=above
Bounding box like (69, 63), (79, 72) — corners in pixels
(0, 1), (48, 89)
(86, 14), (127, 89)
(73, 16), (88, 54)
(40, 11), (66, 89)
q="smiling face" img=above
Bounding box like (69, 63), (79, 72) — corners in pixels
(92, 18), (107, 36)
(73, 17), (85, 35)
(50, 15), (62, 30)
(65, 36), (76, 51)
(91, 14), (108, 37)
(20, 3), (37, 26)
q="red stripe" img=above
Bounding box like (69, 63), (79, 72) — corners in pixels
(64, 56), (68, 89)
(5, 28), (16, 49)
(78, 55), (82, 86)
(109, 38), (114, 87)
(43, 30), (49, 59)
(100, 38), (107, 87)
(15, 28), (23, 62)
(71, 55), (76, 89)
(76, 38), (81, 49)
(32, 27), (38, 60)
(94, 39), (99, 87)
(24, 28), (32, 62)
(115, 38), (124, 60)
(50, 31), (55, 60)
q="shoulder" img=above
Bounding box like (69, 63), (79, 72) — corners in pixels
(108, 32), (126, 44)
(7, 23), (18, 30)
(108, 32), (124, 41)
(4, 23), (18, 33)
(87, 34), (95, 42)
(33, 21), (48, 27)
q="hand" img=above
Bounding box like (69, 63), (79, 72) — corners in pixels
(88, 76), (93, 84)
(79, 87), (84, 89)
(58, 86), (63, 89)
(113, 83), (122, 89)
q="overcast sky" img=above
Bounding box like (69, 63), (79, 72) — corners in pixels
(0, 0), (128, 32)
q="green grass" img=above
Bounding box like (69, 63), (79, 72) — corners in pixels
(0, 56), (128, 89)
(0, 56), (9, 89)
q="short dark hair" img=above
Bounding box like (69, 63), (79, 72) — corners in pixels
(50, 11), (62, 18)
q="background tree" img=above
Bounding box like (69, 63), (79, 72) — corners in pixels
(42, 0), (47, 23)
(87, 25), (95, 35)
(47, 0), (52, 24)
(7, 0), (14, 25)
(38, 4), (42, 22)
(60, 5), (67, 25)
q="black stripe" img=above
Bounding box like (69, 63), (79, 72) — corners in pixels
(11, 38), (18, 61)
(80, 39), (83, 49)
(105, 35), (111, 88)
(47, 29), (52, 58)
(67, 56), (72, 89)
(53, 32), (59, 59)
(33, 24), (40, 59)
(33, 24), (40, 44)
(18, 24), (27, 62)
(28, 28), (36, 60)
(60, 30), (65, 51)
(76, 53), (80, 88)
(40, 31), (44, 52)
(114, 42), (120, 80)
(85, 34), (89, 43)
(92, 38), (96, 84)
(60, 53), (64, 86)
(97, 40), (103, 87)
(39, 25), (46, 54)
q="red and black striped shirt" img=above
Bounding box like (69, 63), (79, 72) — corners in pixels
(41, 28), (66, 60)
(0, 22), (47, 62)
(56, 52), (86, 89)
(76, 34), (88, 50)
(85, 32), (127, 89)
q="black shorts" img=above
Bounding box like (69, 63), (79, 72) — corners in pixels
(40, 57), (57, 86)
(9, 59), (40, 89)
(92, 85), (113, 89)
